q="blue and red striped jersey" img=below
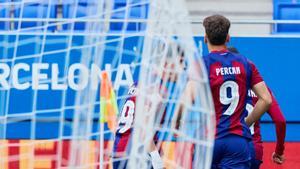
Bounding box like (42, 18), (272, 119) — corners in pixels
(113, 84), (137, 157)
(247, 87), (286, 159)
(113, 83), (168, 156)
(203, 50), (263, 139)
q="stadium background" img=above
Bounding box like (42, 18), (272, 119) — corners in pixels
(0, 0), (300, 168)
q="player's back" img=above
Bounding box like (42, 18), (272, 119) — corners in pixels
(113, 82), (167, 156)
(113, 84), (137, 157)
(203, 50), (252, 139)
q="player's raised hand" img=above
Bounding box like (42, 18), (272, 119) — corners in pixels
(272, 152), (285, 164)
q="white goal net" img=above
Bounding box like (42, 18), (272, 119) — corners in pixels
(0, 0), (215, 169)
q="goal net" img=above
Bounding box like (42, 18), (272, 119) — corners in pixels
(0, 0), (215, 169)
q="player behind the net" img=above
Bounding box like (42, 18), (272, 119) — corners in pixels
(112, 42), (187, 169)
(228, 47), (286, 169)
(177, 14), (272, 169)
(112, 82), (164, 169)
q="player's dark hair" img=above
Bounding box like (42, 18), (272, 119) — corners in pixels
(227, 46), (239, 54)
(203, 15), (231, 45)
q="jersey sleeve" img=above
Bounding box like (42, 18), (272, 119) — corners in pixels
(248, 60), (263, 87)
(267, 88), (286, 155)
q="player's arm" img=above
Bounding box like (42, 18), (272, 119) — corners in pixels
(246, 82), (272, 126)
(267, 90), (286, 164)
(245, 61), (272, 126)
(175, 80), (196, 128)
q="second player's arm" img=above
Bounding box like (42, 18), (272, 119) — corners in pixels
(267, 92), (286, 164)
(245, 61), (272, 126)
(268, 96), (286, 155)
(245, 81), (272, 126)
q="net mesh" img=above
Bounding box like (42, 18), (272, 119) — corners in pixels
(0, 0), (214, 168)
(128, 1), (215, 169)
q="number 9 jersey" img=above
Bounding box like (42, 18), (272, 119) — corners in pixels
(203, 50), (263, 139)
(113, 83), (137, 157)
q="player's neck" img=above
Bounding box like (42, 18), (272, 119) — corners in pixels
(208, 44), (227, 53)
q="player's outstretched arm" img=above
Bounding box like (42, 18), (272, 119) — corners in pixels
(245, 81), (272, 126)
(267, 92), (286, 164)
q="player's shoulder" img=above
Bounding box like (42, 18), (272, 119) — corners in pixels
(203, 51), (219, 61)
(228, 52), (257, 70)
(202, 52), (220, 66)
(229, 51), (249, 62)
(203, 51), (249, 65)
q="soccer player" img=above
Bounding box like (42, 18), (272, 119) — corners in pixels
(228, 47), (286, 169)
(112, 43), (187, 169)
(112, 83), (164, 169)
(202, 15), (272, 169)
